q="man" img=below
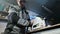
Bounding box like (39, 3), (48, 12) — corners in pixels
(4, 0), (31, 34)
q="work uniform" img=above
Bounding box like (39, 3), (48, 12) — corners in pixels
(4, 6), (30, 34)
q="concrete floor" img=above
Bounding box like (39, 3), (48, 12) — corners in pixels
(0, 22), (60, 34)
(32, 28), (60, 34)
(0, 22), (7, 34)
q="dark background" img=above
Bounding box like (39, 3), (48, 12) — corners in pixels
(1, 0), (60, 25)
